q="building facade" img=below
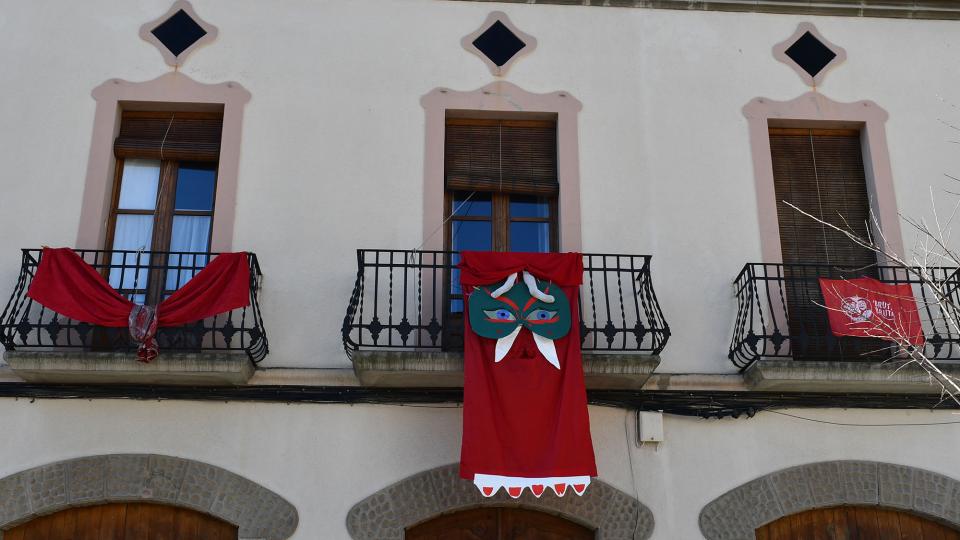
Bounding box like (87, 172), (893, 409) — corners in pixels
(2, 1), (960, 538)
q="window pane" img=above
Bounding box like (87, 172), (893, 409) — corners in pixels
(450, 252), (463, 313)
(450, 225), (491, 303)
(117, 159), (160, 210)
(510, 222), (550, 252)
(112, 214), (154, 252)
(452, 192), (492, 217)
(510, 195), (550, 218)
(450, 253), (463, 298)
(109, 214), (153, 291)
(451, 220), (492, 252)
(166, 215), (212, 290)
(175, 163), (217, 211)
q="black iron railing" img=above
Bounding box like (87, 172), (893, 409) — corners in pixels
(0, 249), (268, 363)
(729, 263), (960, 371)
(342, 250), (670, 356)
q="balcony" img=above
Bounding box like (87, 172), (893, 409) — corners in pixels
(730, 262), (960, 392)
(0, 249), (267, 385)
(342, 250), (670, 388)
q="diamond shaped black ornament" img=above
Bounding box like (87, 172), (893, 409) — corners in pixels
(397, 318), (413, 344)
(368, 316), (383, 344)
(15, 318), (32, 343)
(221, 318), (236, 346)
(472, 20), (526, 68)
(427, 318), (442, 345)
(44, 318), (62, 342)
(151, 9), (207, 57)
(784, 31), (837, 78)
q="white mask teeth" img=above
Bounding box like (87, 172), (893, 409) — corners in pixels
(532, 333), (560, 369)
(494, 326), (522, 362)
(473, 475), (590, 498)
(522, 271), (555, 303)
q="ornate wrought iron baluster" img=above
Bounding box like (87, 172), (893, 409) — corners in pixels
(399, 250), (411, 345)
(369, 251), (381, 345)
(416, 250), (423, 347)
(587, 255), (598, 349)
(601, 255), (615, 348)
(387, 251), (395, 347)
(615, 255), (626, 350)
(628, 256), (642, 350)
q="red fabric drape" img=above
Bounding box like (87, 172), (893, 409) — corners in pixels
(458, 251), (584, 287)
(27, 248), (133, 327)
(819, 277), (925, 346)
(26, 248), (251, 359)
(158, 252), (250, 326)
(459, 251), (596, 498)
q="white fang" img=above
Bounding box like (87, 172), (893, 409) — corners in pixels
(532, 333), (560, 369)
(495, 326), (522, 363)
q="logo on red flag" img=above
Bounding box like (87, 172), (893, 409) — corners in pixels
(818, 277), (925, 346)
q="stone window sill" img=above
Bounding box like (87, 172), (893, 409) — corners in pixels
(3, 351), (254, 386)
(744, 359), (960, 393)
(350, 350), (660, 389)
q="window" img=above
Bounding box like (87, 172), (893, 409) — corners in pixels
(769, 127), (884, 360)
(442, 117), (558, 346)
(443, 117), (558, 252)
(107, 111), (222, 304)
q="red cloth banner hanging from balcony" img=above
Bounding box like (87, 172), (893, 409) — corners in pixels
(26, 248), (250, 360)
(818, 277), (925, 346)
(458, 251), (596, 499)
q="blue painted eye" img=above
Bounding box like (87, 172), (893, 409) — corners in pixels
(483, 309), (516, 321)
(526, 309), (557, 321)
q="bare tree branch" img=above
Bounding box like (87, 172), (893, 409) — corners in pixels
(784, 199), (960, 404)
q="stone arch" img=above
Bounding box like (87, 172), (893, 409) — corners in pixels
(346, 463), (654, 540)
(700, 460), (960, 540)
(0, 454), (297, 540)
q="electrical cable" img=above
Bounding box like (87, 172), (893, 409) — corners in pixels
(762, 408), (960, 426)
(623, 410), (645, 539)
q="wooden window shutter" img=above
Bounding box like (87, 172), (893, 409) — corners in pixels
(444, 118), (558, 195)
(114, 111), (223, 162)
(769, 128), (876, 268)
(770, 128), (885, 361)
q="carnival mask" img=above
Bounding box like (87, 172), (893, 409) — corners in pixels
(468, 271), (571, 369)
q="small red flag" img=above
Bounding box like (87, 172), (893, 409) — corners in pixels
(818, 277), (925, 346)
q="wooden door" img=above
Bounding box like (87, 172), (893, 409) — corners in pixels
(756, 506), (960, 539)
(4, 502), (237, 540)
(406, 507), (593, 540)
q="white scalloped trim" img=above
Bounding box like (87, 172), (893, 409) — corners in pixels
(473, 474), (591, 498)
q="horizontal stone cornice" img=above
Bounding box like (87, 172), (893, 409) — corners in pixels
(453, 0), (960, 20)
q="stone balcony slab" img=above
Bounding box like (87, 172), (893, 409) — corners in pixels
(4, 351), (254, 386)
(744, 359), (960, 393)
(351, 350), (660, 389)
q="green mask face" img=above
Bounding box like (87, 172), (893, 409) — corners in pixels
(468, 272), (571, 344)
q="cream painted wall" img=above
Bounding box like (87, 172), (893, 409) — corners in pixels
(1, 1), (959, 372)
(1, 398), (960, 538)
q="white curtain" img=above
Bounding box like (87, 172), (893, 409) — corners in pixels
(109, 215), (153, 300)
(166, 215), (212, 290)
(117, 159), (160, 210)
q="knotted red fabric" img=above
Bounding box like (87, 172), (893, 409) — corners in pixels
(459, 251), (597, 499)
(819, 277), (925, 346)
(27, 248), (250, 360)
